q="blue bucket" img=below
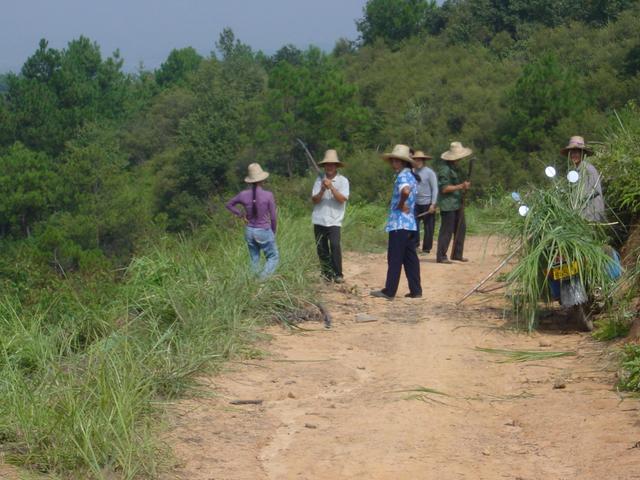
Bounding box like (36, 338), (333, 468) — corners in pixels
(605, 248), (623, 280)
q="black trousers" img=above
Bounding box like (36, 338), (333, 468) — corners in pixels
(415, 204), (436, 252)
(314, 225), (343, 279)
(437, 209), (466, 261)
(383, 229), (422, 297)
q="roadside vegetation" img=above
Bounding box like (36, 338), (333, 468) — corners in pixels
(0, 211), (319, 478)
(1, 0), (639, 476)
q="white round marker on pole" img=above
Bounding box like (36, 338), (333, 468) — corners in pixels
(567, 170), (580, 183)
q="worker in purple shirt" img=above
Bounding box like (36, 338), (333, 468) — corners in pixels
(225, 163), (279, 280)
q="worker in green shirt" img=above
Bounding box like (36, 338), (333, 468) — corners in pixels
(436, 142), (472, 264)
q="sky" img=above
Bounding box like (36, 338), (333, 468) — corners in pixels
(0, 0), (367, 73)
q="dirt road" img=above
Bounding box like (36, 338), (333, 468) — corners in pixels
(165, 236), (640, 480)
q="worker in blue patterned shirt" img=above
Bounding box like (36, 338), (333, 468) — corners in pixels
(371, 144), (423, 300)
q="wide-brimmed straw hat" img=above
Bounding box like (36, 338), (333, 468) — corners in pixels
(412, 150), (433, 161)
(441, 142), (473, 161)
(244, 163), (269, 183)
(318, 149), (345, 168)
(560, 136), (593, 156)
(382, 144), (417, 167)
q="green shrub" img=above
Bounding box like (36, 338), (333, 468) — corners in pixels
(618, 343), (640, 391)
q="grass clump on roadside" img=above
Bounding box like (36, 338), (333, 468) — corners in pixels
(618, 343), (640, 392)
(0, 210), (317, 479)
(592, 309), (634, 341)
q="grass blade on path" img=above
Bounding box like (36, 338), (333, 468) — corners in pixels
(475, 347), (576, 363)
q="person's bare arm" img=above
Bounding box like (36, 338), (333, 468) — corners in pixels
(313, 178), (347, 203)
(312, 187), (326, 204)
(396, 186), (411, 213)
(442, 181), (471, 193)
(329, 183), (348, 203)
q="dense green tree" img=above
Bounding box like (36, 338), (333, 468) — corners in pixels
(152, 60), (245, 230)
(343, 35), (524, 189)
(580, 0), (636, 26)
(121, 87), (197, 165)
(0, 96), (15, 146)
(440, 0), (638, 43)
(215, 28), (267, 100)
(332, 38), (357, 58)
(267, 44), (304, 68)
(46, 124), (153, 263)
(257, 47), (374, 176)
(21, 39), (61, 81)
(503, 54), (586, 152)
(625, 43), (640, 77)
(0, 143), (58, 236)
(357, 0), (443, 47)
(155, 47), (203, 87)
(2, 37), (131, 155)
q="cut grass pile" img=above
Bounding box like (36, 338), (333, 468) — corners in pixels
(502, 181), (616, 331)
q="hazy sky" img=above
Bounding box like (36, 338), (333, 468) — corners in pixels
(0, 0), (367, 73)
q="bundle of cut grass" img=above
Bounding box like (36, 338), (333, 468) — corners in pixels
(503, 179), (615, 331)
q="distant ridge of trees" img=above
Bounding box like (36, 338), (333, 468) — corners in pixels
(356, 0), (638, 47)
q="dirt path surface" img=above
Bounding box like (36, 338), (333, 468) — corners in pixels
(164, 236), (640, 480)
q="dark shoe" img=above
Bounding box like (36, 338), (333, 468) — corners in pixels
(370, 289), (394, 300)
(334, 276), (345, 284)
(404, 292), (423, 298)
(422, 249), (431, 254)
(452, 257), (469, 262)
(437, 259), (452, 264)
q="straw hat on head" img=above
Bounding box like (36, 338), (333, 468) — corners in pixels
(244, 163), (269, 183)
(560, 136), (593, 156)
(441, 142), (473, 161)
(382, 144), (417, 167)
(412, 150), (433, 161)
(318, 149), (345, 168)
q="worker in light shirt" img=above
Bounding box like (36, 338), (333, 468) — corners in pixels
(311, 149), (350, 283)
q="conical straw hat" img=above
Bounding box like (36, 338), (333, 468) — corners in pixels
(382, 144), (417, 167)
(560, 136), (593, 156)
(318, 149), (345, 168)
(441, 142), (473, 161)
(412, 150), (433, 160)
(245, 163), (269, 183)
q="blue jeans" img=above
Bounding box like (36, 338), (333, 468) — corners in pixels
(244, 227), (279, 280)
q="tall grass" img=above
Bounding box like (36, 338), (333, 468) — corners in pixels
(0, 209), (317, 478)
(596, 103), (640, 218)
(342, 202), (388, 252)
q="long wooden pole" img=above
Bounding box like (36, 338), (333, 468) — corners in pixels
(456, 245), (521, 305)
